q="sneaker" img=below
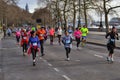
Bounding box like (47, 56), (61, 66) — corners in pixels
(66, 58), (70, 61)
(111, 58), (114, 62)
(107, 57), (109, 61)
(33, 62), (36, 66)
(33, 60), (36, 66)
(41, 54), (45, 56)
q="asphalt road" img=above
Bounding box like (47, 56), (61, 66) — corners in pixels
(0, 36), (120, 80)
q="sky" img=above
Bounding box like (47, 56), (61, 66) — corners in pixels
(18, 0), (38, 13)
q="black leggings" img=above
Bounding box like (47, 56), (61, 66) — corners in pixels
(58, 35), (61, 43)
(75, 37), (80, 47)
(50, 35), (54, 43)
(22, 43), (28, 53)
(65, 48), (71, 58)
(31, 47), (37, 60)
(40, 40), (44, 54)
(16, 36), (20, 43)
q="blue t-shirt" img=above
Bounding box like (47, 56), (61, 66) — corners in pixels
(62, 35), (72, 48)
(29, 36), (40, 47)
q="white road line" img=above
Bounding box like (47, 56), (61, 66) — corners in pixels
(94, 54), (103, 58)
(48, 63), (53, 67)
(75, 60), (80, 62)
(0, 69), (2, 72)
(53, 68), (60, 72)
(43, 59), (47, 62)
(62, 75), (71, 80)
(39, 57), (43, 60)
(0, 47), (19, 50)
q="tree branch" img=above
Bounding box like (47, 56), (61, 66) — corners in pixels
(108, 5), (120, 13)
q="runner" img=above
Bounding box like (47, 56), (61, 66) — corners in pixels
(68, 27), (73, 38)
(80, 25), (89, 47)
(106, 27), (119, 63)
(57, 27), (62, 45)
(36, 26), (46, 56)
(20, 28), (25, 38)
(20, 31), (29, 56)
(28, 31), (40, 66)
(6, 27), (12, 36)
(62, 31), (72, 61)
(44, 26), (48, 41)
(15, 29), (21, 44)
(49, 27), (55, 45)
(74, 27), (82, 49)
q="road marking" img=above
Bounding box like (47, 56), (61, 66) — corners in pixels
(48, 63), (53, 67)
(39, 57), (43, 60)
(54, 68), (60, 72)
(94, 54), (103, 58)
(62, 75), (71, 80)
(0, 47), (19, 50)
(75, 60), (80, 61)
(43, 59), (47, 62)
(0, 69), (1, 72)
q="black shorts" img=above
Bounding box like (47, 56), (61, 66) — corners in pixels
(58, 35), (61, 38)
(107, 43), (115, 54)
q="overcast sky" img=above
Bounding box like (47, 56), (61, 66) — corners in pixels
(18, 0), (38, 13)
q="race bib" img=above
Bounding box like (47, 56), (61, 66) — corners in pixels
(33, 43), (37, 46)
(23, 37), (27, 39)
(66, 39), (70, 44)
(110, 39), (115, 42)
(40, 34), (43, 36)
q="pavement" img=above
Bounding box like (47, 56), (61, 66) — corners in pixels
(87, 31), (120, 49)
(0, 35), (120, 80)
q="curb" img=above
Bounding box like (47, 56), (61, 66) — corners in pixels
(87, 41), (120, 49)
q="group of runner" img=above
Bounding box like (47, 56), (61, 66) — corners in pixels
(12, 25), (119, 66)
(13, 25), (89, 66)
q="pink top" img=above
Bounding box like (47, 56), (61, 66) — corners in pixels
(74, 30), (82, 38)
(16, 31), (21, 37)
(49, 29), (55, 36)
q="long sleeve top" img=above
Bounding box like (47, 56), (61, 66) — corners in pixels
(28, 36), (40, 48)
(74, 30), (82, 38)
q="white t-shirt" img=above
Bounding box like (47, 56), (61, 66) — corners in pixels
(57, 29), (62, 35)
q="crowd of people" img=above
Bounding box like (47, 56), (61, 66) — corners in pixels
(3, 25), (119, 66)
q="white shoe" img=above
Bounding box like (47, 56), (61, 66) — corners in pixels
(107, 57), (110, 61)
(67, 58), (70, 61)
(111, 58), (114, 61)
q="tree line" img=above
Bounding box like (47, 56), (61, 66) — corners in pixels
(0, 0), (34, 27)
(37, 0), (120, 33)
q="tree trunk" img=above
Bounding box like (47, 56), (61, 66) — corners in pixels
(83, 0), (88, 27)
(63, 0), (67, 31)
(105, 12), (109, 33)
(103, 0), (109, 33)
(73, 0), (76, 30)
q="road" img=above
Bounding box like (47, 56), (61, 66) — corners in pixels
(0, 36), (120, 80)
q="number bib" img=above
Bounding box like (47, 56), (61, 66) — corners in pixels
(66, 38), (70, 44)
(32, 43), (37, 46)
(110, 39), (115, 42)
(23, 37), (27, 39)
